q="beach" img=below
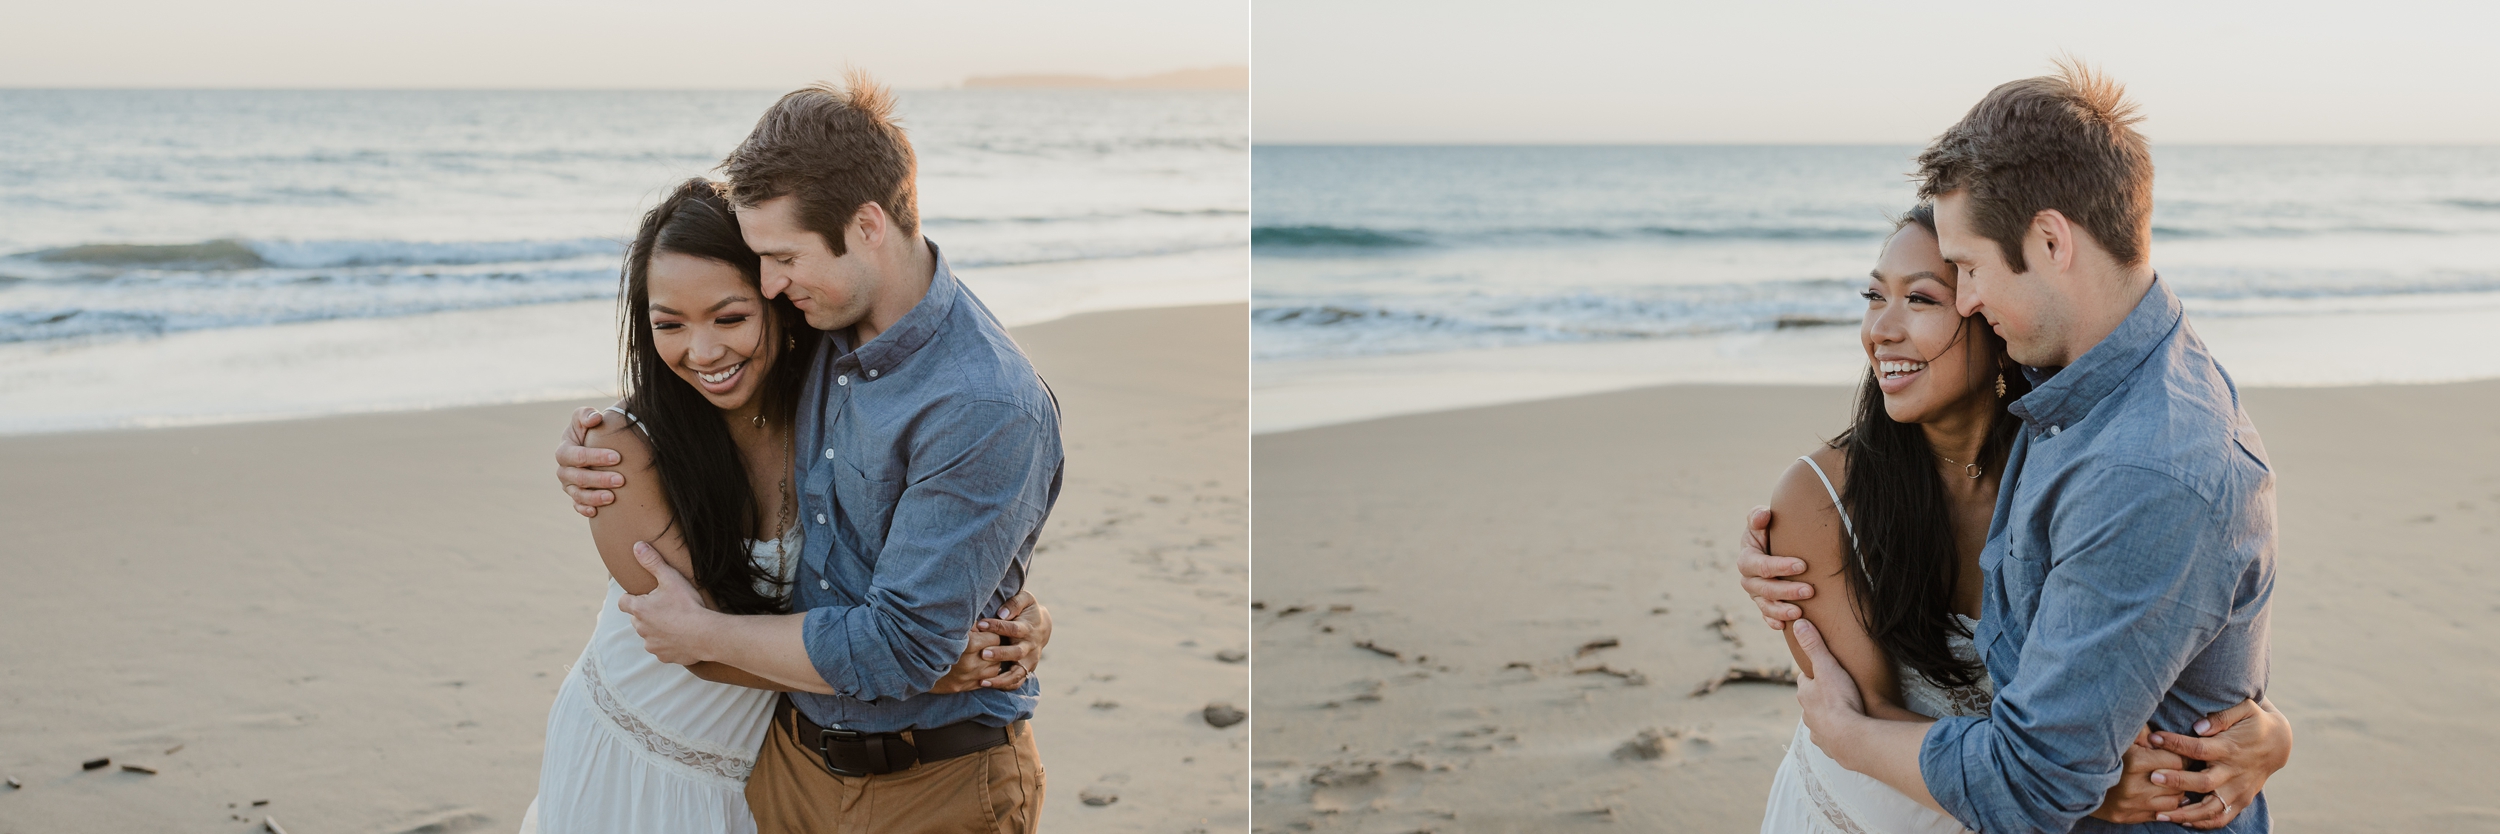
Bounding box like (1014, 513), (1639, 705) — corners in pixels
(0, 303), (1249, 833)
(1250, 378), (2500, 832)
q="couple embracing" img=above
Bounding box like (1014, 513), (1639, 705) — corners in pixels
(1739, 63), (2297, 832)
(524, 72), (1062, 834)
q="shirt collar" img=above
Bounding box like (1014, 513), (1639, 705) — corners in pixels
(831, 238), (959, 377)
(2007, 274), (2181, 434)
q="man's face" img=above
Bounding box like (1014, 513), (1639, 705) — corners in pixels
(738, 195), (870, 332)
(1935, 189), (2064, 367)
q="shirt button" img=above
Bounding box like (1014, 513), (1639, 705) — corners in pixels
(819, 579), (830, 590)
(837, 375), (848, 386)
(866, 369), (878, 378)
(815, 513), (827, 525)
(2049, 425), (2062, 436)
(823, 448), (835, 460)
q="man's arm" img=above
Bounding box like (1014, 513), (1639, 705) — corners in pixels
(662, 587), (1051, 693)
(1915, 465), (2255, 832)
(797, 400), (1057, 701)
(620, 543), (834, 693)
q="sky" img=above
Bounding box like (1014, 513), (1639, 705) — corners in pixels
(1, 0), (1246, 89)
(1254, 0), (2500, 144)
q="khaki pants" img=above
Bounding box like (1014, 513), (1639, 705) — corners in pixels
(746, 708), (1044, 834)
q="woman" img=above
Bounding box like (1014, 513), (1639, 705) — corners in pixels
(1755, 204), (2287, 832)
(520, 179), (1049, 833)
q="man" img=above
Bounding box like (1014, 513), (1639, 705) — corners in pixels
(1737, 62), (2284, 832)
(557, 72), (1061, 833)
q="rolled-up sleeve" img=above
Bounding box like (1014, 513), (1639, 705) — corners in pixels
(801, 399), (1057, 703)
(1921, 464), (2246, 832)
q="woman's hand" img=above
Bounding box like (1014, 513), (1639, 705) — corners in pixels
(927, 590), (1052, 694)
(2090, 727), (2193, 823)
(2144, 697), (2292, 829)
(2086, 697), (2290, 828)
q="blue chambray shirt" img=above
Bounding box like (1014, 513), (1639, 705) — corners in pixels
(1920, 278), (2277, 833)
(785, 240), (1062, 732)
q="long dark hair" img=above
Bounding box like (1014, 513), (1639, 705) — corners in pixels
(617, 178), (818, 616)
(1831, 202), (2033, 688)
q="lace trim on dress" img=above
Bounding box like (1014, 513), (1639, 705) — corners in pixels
(575, 648), (756, 783)
(1795, 746), (1876, 834)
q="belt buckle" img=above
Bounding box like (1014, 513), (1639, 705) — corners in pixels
(818, 727), (870, 777)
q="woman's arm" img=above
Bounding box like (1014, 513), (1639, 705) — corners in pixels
(1770, 451), (1923, 722)
(581, 420), (700, 597)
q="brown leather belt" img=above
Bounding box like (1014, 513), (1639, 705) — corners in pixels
(778, 695), (1011, 777)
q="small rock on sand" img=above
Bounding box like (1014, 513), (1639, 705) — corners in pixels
(1214, 647), (1248, 663)
(1079, 785), (1119, 806)
(1203, 702), (1247, 728)
(1613, 727), (1681, 761)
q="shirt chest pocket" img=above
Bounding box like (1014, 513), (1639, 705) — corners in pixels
(833, 456), (906, 552)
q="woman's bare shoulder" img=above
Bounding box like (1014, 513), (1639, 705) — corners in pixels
(1771, 445), (1850, 512)
(583, 411), (655, 470)
(1768, 445), (1852, 577)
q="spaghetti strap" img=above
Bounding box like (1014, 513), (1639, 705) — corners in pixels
(1797, 455), (1857, 554)
(601, 405), (652, 441)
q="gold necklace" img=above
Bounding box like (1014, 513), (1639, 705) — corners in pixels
(771, 421), (797, 587)
(1937, 453), (1983, 480)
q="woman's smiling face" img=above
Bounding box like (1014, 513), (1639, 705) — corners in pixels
(1862, 223), (1991, 424)
(646, 250), (777, 413)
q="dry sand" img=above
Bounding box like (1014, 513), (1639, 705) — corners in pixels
(1251, 380), (2500, 833)
(0, 303), (1247, 833)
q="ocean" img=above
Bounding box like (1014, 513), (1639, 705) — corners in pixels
(0, 89), (1246, 432)
(1251, 145), (2500, 431)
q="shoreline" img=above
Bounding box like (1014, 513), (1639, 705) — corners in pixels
(0, 249), (1245, 436)
(1253, 298), (2500, 433)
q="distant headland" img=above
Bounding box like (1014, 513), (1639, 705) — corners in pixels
(962, 66), (1246, 91)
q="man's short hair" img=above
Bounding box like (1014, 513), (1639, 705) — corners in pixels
(1915, 59), (2151, 272)
(722, 69), (918, 256)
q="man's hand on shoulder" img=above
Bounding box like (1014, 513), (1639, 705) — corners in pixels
(558, 405), (625, 517)
(618, 541), (721, 665)
(1737, 506), (1815, 631)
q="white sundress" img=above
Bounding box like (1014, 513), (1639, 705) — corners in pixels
(520, 410), (798, 834)
(1759, 455), (1994, 834)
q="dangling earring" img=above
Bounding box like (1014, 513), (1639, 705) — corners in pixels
(1995, 372), (2007, 398)
(787, 332), (797, 351)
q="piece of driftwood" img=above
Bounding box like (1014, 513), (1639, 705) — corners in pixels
(120, 764), (157, 775)
(264, 817), (290, 834)
(1353, 640), (1402, 659)
(1575, 637), (1620, 657)
(1690, 665), (1799, 696)
(1571, 663), (1649, 685)
(1707, 609), (1745, 647)
(81, 758), (110, 771)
